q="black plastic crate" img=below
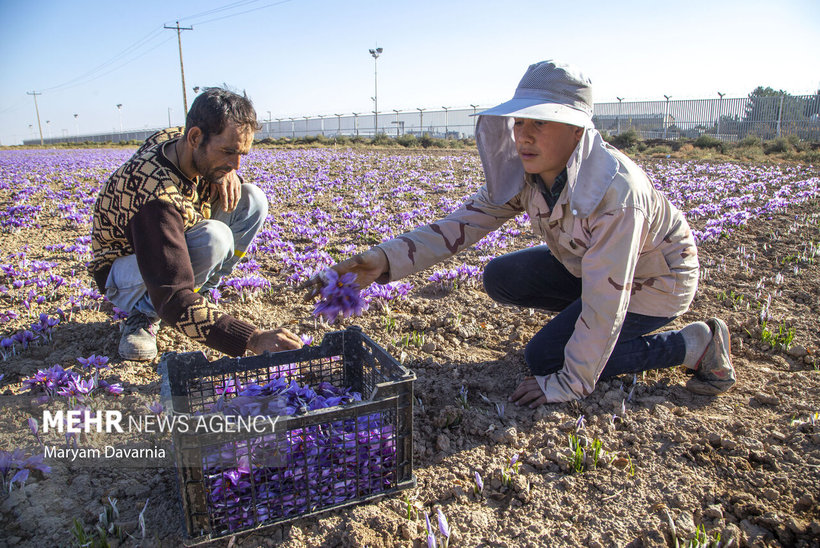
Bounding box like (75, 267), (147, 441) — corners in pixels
(159, 326), (415, 540)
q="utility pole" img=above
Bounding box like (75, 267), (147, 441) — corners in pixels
(27, 91), (44, 145)
(165, 21), (193, 116)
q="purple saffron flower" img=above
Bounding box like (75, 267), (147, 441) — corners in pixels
(299, 334), (314, 346)
(77, 354), (110, 370)
(437, 508), (450, 543)
(425, 512), (437, 548)
(0, 310), (18, 324)
(313, 270), (368, 324)
(57, 376), (96, 399)
(209, 288), (222, 304)
(10, 468), (29, 486)
(22, 452), (50, 476)
(28, 417), (42, 445)
(509, 453), (520, 473)
(474, 470), (484, 494)
(111, 307), (128, 321)
(146, 401), (164, 415)
(0, 338), (12, 358)
(99, 380), (123, 395)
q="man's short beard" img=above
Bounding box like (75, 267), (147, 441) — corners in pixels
(192, 148), (221, 184)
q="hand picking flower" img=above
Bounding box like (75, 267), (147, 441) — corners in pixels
(313, 269), (368, 324)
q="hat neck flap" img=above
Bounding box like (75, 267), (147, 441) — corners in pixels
(565, 128), (619, 218)
(477, 116), (618, 213)
(476, 116), (524, 206)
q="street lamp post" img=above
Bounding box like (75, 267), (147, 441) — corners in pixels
(662, 95), (671, 139)
(275, 118), (284, 139)
(74, 114), (79, 138)
(417, 108), (425, 136)
(288, 117), (296, 139)
(352, 112), (359, 136)
(392, 109), (401, 136)
(370, 97), (377, 135)
(168, 107), (173, 127)
(45, 120), (51, 140)
(716, 92), (725, 139)
(116, 104), (123, 134)
(616, 97), (623, 135)
(470, 104), (479, 134)
(318, 115), (326, 136)
(368, 47), (383, 136)
(442, 106), (450, 138)
(335, 114), (343, 136)
(193, 86), (200, 94)
(303, 116), (310, 138)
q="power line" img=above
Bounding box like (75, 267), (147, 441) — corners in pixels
(168, 0), (269, 25)
(43, 36), (174, 95)
(21, 1), (295, 97)
(0, 99), (29, 116)
(185, 0), (295, 27)
(42, 28), (168, 93)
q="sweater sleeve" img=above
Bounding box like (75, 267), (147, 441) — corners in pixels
(126, 199), (256, 356)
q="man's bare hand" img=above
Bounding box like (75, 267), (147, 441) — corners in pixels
(509, 376), (547, 409)
(300, 247), (389, 301)
(247, 327), (303, 355)
(211, 171), (242, 212)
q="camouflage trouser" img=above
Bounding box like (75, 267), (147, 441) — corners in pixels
(482, 245), (686, 378)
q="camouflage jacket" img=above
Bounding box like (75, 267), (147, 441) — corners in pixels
(377, 145), (699, 402)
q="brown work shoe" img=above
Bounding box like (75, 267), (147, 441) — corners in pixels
(686, 318), (735, 395)
(118, 311), (161, 361)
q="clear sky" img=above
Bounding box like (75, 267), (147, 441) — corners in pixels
(1, 0), (818, 145)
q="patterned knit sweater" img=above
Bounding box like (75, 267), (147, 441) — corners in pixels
(89, 128), (256, 356)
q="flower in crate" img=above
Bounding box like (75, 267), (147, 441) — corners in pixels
(313, 269), (368, 324)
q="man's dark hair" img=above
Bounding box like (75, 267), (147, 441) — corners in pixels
(185, 87), (260, 145)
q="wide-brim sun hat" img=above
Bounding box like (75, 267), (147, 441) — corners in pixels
(476, 60), (594, 128)
(475, 60), (618, 209)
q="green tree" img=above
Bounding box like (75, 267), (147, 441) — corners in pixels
(742, 86), (811, 139)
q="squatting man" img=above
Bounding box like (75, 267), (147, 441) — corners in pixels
(90, 87), (302, 360)
(306, 60), (736, 406)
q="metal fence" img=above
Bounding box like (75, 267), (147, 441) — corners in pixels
(24, 93), (820, 146)
(255, 107), (481, 141)
(593, 94), (820, 142)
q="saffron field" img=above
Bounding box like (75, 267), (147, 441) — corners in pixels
(0, 146), (819, 547)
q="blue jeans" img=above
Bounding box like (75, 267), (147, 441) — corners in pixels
(105, 183), (268, 318)
(482, 246), (686, 379)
